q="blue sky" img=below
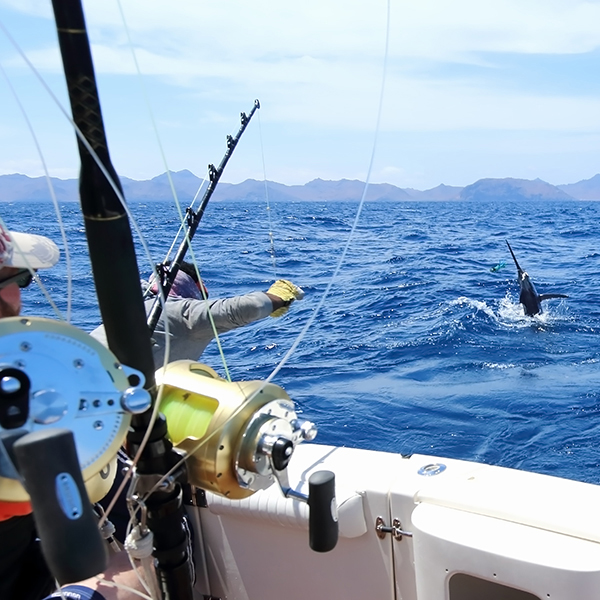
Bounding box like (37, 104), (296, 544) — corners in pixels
(1, 0), (600, 190)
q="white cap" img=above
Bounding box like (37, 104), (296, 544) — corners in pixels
(0, 223), (59, 270)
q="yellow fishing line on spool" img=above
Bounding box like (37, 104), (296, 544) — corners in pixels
(159, 387), (219, 444)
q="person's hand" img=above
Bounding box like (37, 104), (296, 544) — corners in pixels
(267, 279), (304, 317)
(64, 547), (150, 600)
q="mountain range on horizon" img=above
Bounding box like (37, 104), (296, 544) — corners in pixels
(1, 170), (600, 203)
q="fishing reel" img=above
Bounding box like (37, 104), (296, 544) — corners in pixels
(0, 316), (151, 582)
(156, 360), (338, 551)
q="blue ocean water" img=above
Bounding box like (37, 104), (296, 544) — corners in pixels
(6, 198), (600, 484)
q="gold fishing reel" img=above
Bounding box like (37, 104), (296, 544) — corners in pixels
(156, 360), (317, 500)
(0, 317), (151, 504)
(156, 360), (339, 552)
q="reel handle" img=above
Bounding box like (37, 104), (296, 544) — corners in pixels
(308, 470), (338, 552)
(13, 428), (108, 584)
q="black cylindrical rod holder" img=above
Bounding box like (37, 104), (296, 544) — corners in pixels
(308, 470), (338, 552)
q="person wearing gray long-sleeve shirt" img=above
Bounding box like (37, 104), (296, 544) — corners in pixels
(91, 263), (303, 366)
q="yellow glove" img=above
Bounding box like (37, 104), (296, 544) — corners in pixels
(267, 279), (304, 318)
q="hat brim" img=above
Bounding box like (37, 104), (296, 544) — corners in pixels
(7, 231), (60, 270)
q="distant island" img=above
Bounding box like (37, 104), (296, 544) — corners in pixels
(2, 170), (600, 203)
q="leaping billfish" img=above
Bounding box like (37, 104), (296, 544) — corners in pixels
(506, 241), (568, 316)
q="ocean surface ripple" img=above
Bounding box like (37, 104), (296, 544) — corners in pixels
(9, 198), (600, 484)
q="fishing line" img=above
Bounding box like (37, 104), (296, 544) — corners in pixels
(3, 0), (393, 539)
(0, 58), (72, 322)
(0, 17), (159, 329)
(1, 3), (240, 524)
(116, 0), (234, 380)
(2, 4), (230, 461)
(264, 0), (391, 385)
(1, 10), (238, 590)
(0, 22), (182, 530)
(257, 109), (278, 278)
(141, 0), (392, 500)
(157, 173), (209, 270)
(0, 213), (63, 319)
(4, 0), (391, 544)
(115, 0), (181, 216)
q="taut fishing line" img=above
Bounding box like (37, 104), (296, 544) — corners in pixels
(2, 8), (237, 598)
(140, 0), (393, 500)
(117, 0), (237, 383)
(1, 27), (170, 599)
(1, 3), (253, 532)
(264, 0), (391, 385)
(0, 56), (72, 323)
(0, 20), (175, 545)
(2, 2), (392, 586)
(116, 0), (234, 383)
(257, 109), (278, 279)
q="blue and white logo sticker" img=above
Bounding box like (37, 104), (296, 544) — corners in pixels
(55, 472), (83, 520)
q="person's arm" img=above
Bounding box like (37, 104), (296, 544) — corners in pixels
(184, 280), (304, 338)
(266, 292), (291, 312)
(193, 292), (273, 334)
(47, 549), (147, 600)
(266, 279), (304, 318)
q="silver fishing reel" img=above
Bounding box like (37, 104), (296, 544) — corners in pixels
(0, 316), (151, 503)
(235, 398), (316, 490)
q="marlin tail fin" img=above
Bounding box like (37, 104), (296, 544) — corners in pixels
(538, 294), (569, 301)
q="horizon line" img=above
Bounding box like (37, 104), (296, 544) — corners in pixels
(1, 170), (599, 193)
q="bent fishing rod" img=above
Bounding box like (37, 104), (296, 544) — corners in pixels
(50, 0), (194, 597)
(147, 99), (260, 334)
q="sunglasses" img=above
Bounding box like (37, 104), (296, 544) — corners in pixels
(0, 269), (34, 291)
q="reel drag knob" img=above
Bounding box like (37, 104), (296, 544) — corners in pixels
(271, 437), (294, 471)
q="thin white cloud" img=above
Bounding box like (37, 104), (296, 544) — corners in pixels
(7, 0), (600, 62)
(3, 0), (600, 187)
(94, 0), (600, 59)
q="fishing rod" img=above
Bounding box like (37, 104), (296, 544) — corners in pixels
(50, 0), (194, 597)
(147, 99), (260, 333)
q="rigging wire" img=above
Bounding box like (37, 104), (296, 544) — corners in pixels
(264, 0), (391, 384)
(2, 0), (393, 574)
(156, 175), (209, 271)
(257, 110), (278, 279)
(0, 20), (175, 533)
(116, 0), (234, 381)
(140, 0), (393, 500)
(0, 59), (72, 323)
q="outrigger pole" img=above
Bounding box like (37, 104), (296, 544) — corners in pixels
(147, 99), (260, 334)
(50, 0), (194, 597)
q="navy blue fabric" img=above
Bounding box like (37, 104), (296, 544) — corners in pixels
(0, 514), (54, 600)
(46, 584), (106, 599)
